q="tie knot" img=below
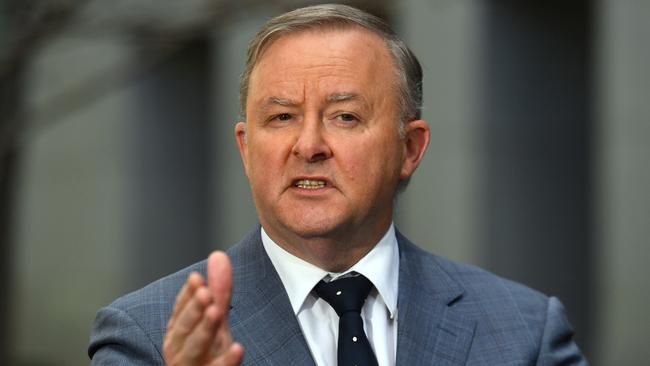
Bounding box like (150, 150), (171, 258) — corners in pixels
(314, 274), (373, 316)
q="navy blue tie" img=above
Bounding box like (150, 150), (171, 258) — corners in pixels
(314, 275), (379, 366)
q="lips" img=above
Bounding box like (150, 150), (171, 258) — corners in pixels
(294, 179), (327, 189)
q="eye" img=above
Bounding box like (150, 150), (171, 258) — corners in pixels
(337, 113), (358, 122)
(274, 113), (292, 121)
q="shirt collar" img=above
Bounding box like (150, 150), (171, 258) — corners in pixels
(261, 224), (399, 319)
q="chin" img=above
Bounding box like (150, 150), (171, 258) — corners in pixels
(286, 223), (338, 239)
(279, 215), (348, 240)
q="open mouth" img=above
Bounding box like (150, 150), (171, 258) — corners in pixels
(294, 179), (327, 189)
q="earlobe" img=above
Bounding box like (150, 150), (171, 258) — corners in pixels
(400, 119), (430, 180)
(235, 122), (250, 174)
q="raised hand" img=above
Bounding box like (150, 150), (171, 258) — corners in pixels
(163, 252), (244, 366)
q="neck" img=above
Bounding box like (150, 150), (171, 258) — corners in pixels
(263, 220), (392, 272)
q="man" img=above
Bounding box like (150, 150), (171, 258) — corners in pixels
(89, 4), (586, 365)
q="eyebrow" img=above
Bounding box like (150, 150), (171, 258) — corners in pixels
(328, 93), (372, 115)
(258, 96), (299, 114)
(327, 92), (359, 103)
(267, 96), (297, 106)
(259, 93), (366, 112)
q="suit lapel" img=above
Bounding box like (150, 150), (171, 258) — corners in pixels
(395, 232), (476, 366)
(228, 229), (316, 366)
(226, 228), (476, 365)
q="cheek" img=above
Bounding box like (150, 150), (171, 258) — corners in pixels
(252, 155), (278, 178)
(247, 134), (293, 186)
(336, 135), (401, 190)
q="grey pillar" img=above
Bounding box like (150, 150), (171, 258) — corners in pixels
(479, 1), (594, 357)
(126, 39), (212, 289)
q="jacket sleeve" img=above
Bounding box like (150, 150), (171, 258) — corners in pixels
(536, 297), (589, 366)
(88, 305), (165, 365)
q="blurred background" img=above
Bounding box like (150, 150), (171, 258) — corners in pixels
(1, 0), (648, 364)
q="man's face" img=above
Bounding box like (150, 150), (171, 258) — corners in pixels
(236, 27), (428, 250)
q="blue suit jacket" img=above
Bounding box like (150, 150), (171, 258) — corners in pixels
(89, 228), (587, 365)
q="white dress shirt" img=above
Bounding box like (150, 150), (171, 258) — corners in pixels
(261, 224), (399, 366)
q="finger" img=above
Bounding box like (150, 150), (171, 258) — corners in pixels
(207, 252), (234, 314)
(168, 272), (204, 330)
(177, 304), (220, 364)
(209, 342), (244, 366)
(211, 305), (234, 355)
(207, 252), (235, 354)
(164, 286), (212, 358)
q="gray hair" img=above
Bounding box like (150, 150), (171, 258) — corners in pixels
(239, 3), (423, 133)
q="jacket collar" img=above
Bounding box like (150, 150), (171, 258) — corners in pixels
(228, 227), (317, 366)
(395, 230), (476, 365)
(227, 227), (475, 365)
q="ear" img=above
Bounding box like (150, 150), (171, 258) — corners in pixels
(235, 122), (250, 177)
(400, 119), (430, 180)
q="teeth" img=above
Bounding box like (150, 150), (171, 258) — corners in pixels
(295, 179), (326, 189)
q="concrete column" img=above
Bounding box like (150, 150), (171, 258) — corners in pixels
(595, 0), (650, 364)
(395, 0), (482, 264)
(10, 36), (135, 365)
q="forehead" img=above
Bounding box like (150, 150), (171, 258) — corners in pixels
(247, 27), (397, 104)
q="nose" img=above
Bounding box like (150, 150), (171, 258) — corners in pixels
(291, 116), (332, 162)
